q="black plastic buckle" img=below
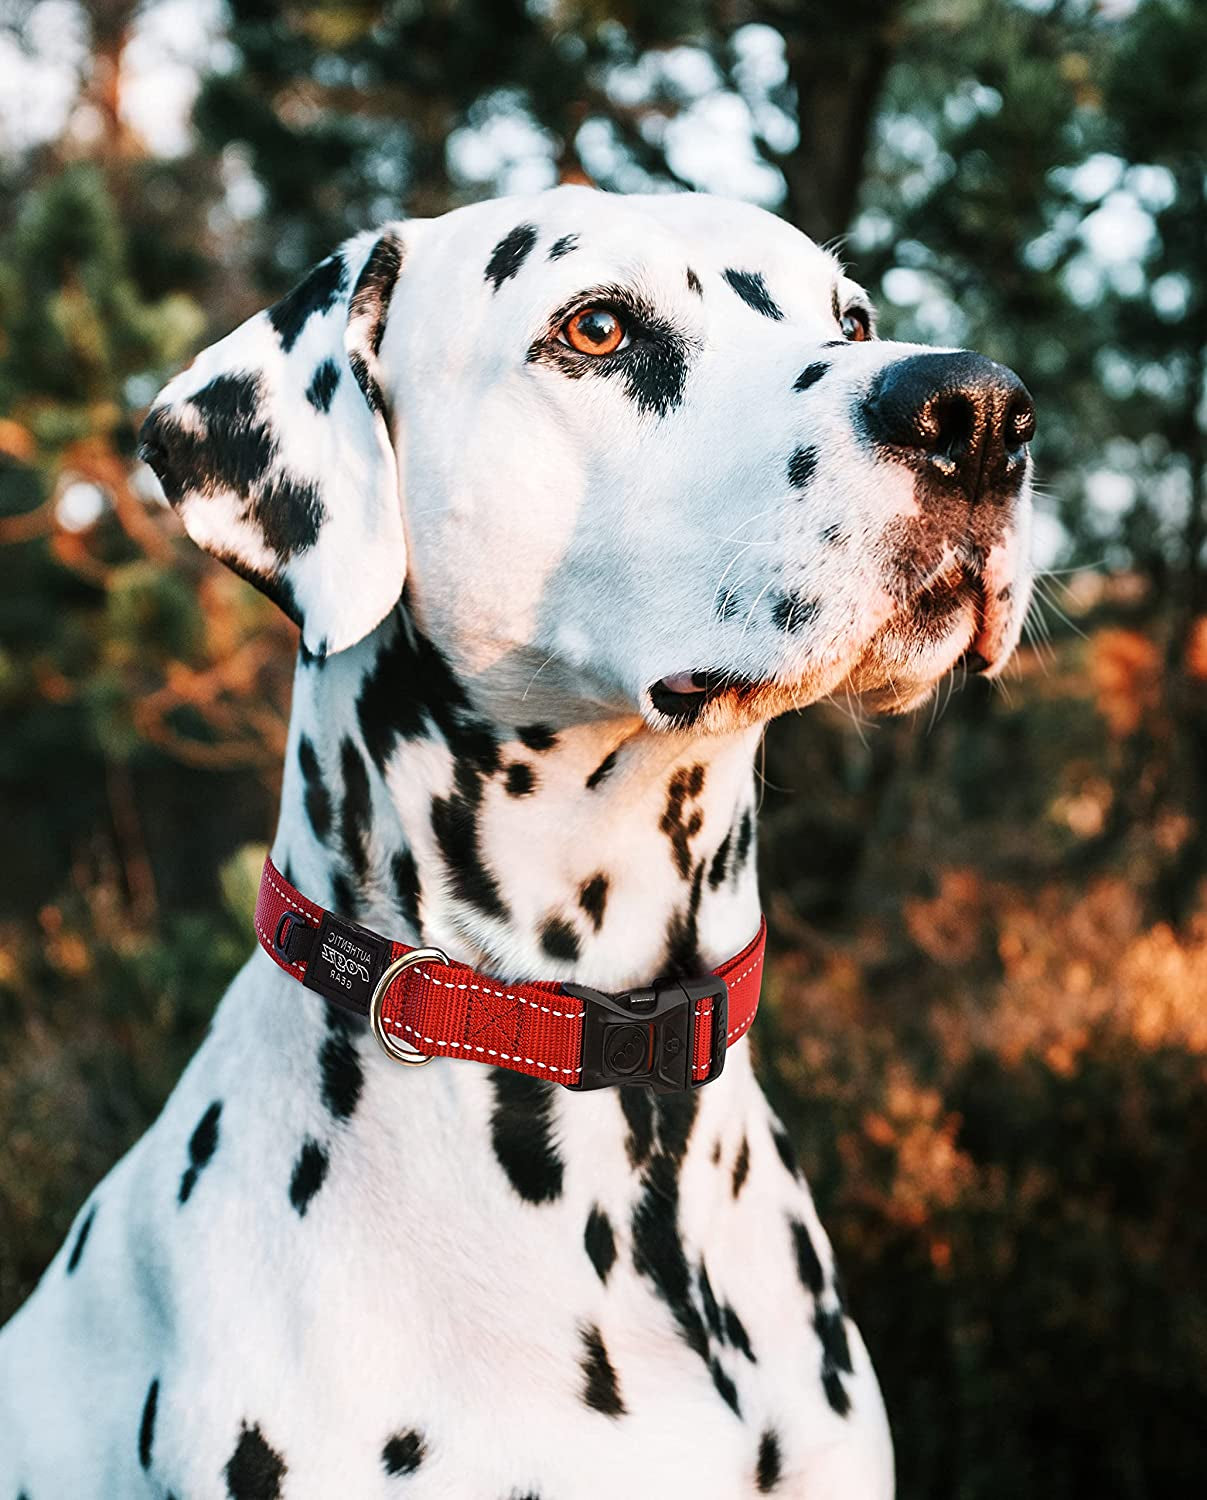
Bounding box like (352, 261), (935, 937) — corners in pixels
(564, 976), (729, 1093)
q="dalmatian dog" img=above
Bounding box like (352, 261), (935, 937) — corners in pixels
(0, 185), (1034, 1498)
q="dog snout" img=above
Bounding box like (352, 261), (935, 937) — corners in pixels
(860, 351), (1035, 502)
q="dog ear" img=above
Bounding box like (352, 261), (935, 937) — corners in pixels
(139, 228), (409, 659)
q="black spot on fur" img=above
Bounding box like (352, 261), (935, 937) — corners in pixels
(517, 723), (558, 752)
(816, 1305), (853, 1379)
(66, 1203), (96, 1274)
(490, 1070), (565, 1204)
(791, 1217), (825, 1298)
(631, 1095), (708, 1369)
(381, 1429), (427, 1476)
(298, 736), (331, 843)
(349, 233), (404, 360)
(821, 1362), (845, 1416)
(179, 1100), (222, 1205)
(724, 1303), (756, 1362)
(664, 861), (705, 978)
(698, 1263), (724, 1341)
(579, 1324), (626, 1417)
(708, 831), (731, 890)
(357, 608), (499, 775)
(773, 1127), (800, 1179)
(822, 1366), (852, 1416)
(820, 522), (847, 546)
(686, 267), (703, 296)
(655, 1091), (700, 1163)
(138, 1378), (158, 1469)
(548, 233), (579, 260)
(346, 348), (384, 416)
(757, 1428), (783, 1491)
(540, 915), (580, 962)
(787, 446), (819, 491)
(225, 1422), (287, 1499)
(140, 373), (326, 568)
(732, 1136), (750, 1198)
(431, 760), (508, 922)
(505, 761), (536, 797)
(391, 847), (421, 933)
(661, 764), (706, 879)
(711, 1137), (722, 1165)
(268, 253), (347, 352)
(331, 869), (357, 917)
(305, 357), (341, 412)
(339, 738), (371, 881)
(344, 234), (404, 417)
(772, 591), (820, 634)
(320, 1011), (364, 1122)
(289, 1138), (329, 1217)
(620, 1087), (655, 1168)
(722, 269), (783, 321)
(486, 223), (538, 290)
(585, 1205), (617, 1283)
(578, 873), (609, 932)
(170, 377), (278, 517)
(252, 471), (328, 563)
(733, 810), (754, 878)
(586, 748), (619, 790)
(794, 361), (830, 392)
(710, 1355), (742, 1416)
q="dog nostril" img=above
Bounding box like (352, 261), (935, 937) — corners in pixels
(1006, 394), (1036, 447)
(924, 394), (976, 460)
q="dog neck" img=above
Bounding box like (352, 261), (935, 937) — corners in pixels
(270, 603), (763, 1005)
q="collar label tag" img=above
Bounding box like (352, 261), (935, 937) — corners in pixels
(302, 911), (390, 1013)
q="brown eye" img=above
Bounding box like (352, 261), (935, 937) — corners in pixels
(841, 307), (871, 342)
(562, 307), (626, 355)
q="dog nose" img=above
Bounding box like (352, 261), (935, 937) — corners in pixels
(860, 351), (1035, 500)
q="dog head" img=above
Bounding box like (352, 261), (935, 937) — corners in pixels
(141, 186), (1034, 729)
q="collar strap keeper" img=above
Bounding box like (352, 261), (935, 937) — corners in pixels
(255, 856), (765, 1093)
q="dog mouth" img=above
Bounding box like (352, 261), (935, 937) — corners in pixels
(907, 566), (990, 669)
(648, 564), (1011, 728)
(648, 670), (760, 725)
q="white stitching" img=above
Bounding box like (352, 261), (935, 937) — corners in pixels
(256, 919), (305, 973)
(265, 868), (310, 920)
(412, 966), (584, 1021)
(380, 1017), (581, 1077)
(691, 983), (759, 1075)
(727, 1011), (756, 1043)
(721, 955), (765, 988)
(691, 961), (762, 1020)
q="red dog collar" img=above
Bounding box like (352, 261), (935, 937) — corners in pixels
(255, 857), (765, 1092)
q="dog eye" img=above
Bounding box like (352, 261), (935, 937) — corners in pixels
(840, 307), (871, 342)
(561, 307), (628, 356)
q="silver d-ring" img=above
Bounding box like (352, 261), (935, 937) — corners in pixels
(368, 947), (450, 1065)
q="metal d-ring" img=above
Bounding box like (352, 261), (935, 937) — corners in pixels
(368, 947), (450, 1065)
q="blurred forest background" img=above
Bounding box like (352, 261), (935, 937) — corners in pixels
(1, 0), (1205, 1493)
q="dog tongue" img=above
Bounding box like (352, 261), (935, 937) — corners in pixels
(659, 671), (708, 695)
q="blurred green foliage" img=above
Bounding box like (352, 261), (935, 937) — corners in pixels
(2, 2), (1206, 1495)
